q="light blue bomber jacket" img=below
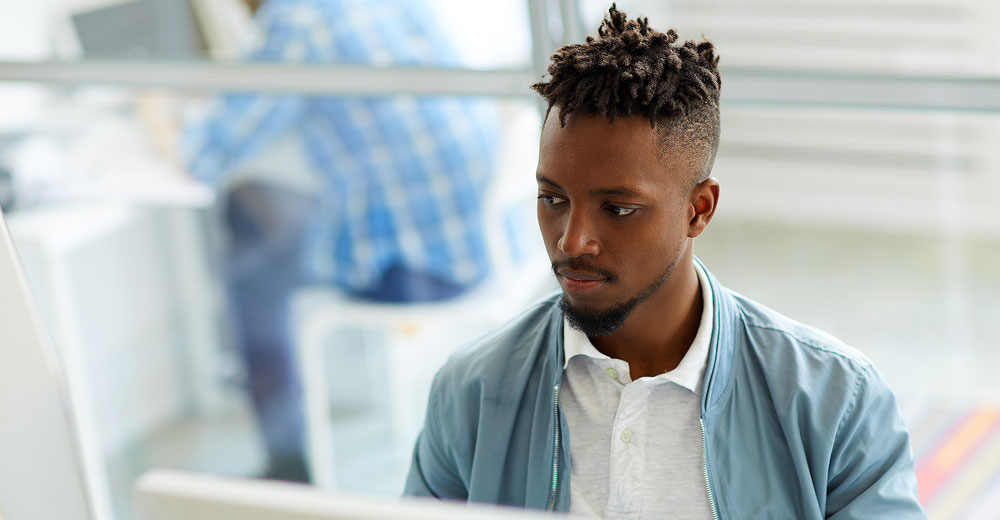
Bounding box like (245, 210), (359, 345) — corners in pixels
(404, 262), (925, 519)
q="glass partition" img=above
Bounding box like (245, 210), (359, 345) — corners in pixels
(0, 80), (546, 519)
(704, 105), (1000, 400)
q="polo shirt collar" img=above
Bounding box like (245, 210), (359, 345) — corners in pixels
(562, 261), (714, 394)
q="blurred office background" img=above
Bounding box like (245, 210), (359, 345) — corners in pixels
(1, 1), (999, 519)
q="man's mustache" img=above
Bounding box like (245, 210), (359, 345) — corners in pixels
(550, 260), (618, 283)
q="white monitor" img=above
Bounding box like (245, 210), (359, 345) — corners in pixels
(0, 209), (93, 519)
(135, 469), (565, 520)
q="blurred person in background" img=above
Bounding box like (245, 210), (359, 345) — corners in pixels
(182, 0), (499, 482)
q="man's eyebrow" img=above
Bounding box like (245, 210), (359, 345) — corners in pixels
(537, 174), (644, 198)
(593, 187), (642, 197)
(536, 174), (563, 190)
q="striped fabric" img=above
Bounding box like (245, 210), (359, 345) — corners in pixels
(904, 399), (1000, 519)
(182, 0), (501, 292)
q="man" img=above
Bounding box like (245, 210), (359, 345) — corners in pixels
(404, 5), (924, 518)
(183, 0), (499, 481)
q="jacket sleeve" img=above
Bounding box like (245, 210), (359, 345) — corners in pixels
(403, 371), (469, 499)
(825, 363), (926, 519)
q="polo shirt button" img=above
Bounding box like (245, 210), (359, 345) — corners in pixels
(620, 428), (633, 444)
(606, 367), (618, 381)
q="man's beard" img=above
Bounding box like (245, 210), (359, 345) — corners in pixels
(559, 260), (678, 337)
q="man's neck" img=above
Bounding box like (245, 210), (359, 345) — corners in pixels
(589, 256), (703, 380)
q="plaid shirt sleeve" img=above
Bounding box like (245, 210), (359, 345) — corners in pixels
(182, 3), (328, 184)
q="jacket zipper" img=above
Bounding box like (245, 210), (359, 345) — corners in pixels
(700, 418), (720, 520)
(546, 383), (562, 512)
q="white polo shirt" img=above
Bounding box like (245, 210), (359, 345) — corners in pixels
(561, 262), (714, 520)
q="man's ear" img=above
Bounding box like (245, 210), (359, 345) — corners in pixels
(687, 177), (720, 238)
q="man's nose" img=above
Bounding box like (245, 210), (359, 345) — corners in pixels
(557, 209), (600, 258)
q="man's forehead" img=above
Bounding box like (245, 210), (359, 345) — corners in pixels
(540, 112), (661, 165)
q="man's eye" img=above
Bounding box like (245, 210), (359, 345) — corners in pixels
(538, 194), (567, 206)
(607, 205), (637, 216)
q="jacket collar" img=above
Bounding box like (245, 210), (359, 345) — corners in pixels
(696, 257), (737, 415)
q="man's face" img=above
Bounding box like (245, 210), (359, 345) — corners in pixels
(536, 111), (702, 335)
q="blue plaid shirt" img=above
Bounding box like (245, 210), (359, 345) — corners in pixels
(183, 0), (500, 292)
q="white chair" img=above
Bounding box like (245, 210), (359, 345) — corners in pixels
(293, 205), (552, 488)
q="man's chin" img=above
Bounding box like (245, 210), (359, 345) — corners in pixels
(560, 296), (631, 337)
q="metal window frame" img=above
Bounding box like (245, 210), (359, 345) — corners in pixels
(0, 60), (536, 97)
(3, 59), (1000, 113)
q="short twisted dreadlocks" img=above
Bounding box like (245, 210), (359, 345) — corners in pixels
(531, 4), (722, 183)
